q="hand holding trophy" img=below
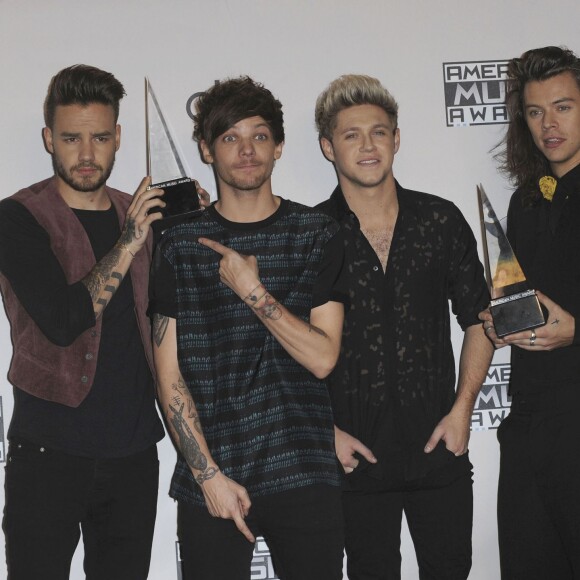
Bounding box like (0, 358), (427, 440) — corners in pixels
(146, 78), (203, 235)
(477, 185), (545, 337)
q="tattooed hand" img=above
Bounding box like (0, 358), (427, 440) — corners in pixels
(120, 176), (166, 254)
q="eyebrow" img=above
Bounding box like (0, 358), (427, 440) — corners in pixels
(525, 97), (576, 109)
(59, 131), (114, 137)
(339, 123), (392, 134)
(228, 123), (271, 133)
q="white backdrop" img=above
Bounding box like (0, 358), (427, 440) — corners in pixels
(0, 1), (578, 578)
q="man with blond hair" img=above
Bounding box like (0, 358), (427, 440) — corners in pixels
(315, 74), (494, 580)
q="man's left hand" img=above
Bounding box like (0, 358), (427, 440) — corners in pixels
(424, 411), (470, 457)
(501, 291), (575, 351)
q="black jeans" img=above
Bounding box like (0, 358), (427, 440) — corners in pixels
(177, 484), (344, 580)
(342, 470), (473, 580)
(3, 438), (159, 580)
(498, 389), (580, 580)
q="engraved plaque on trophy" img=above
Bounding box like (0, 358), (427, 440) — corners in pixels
(146, 78), (202, 232)
(477, 184), (545, 337)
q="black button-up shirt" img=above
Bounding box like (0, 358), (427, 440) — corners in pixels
(317, 182), (489, 489)
(507, 163), (580, 395)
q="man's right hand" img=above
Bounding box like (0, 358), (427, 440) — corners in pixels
(201, 471), (255, 543)
(334, 425), (377, 474)
(119, 177), (165, 253)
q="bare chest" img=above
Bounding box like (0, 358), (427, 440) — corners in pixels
(360, 224), (394, 272)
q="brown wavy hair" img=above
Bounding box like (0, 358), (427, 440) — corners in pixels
(192, 76), (284, 163)
(495, 46), (580, 205)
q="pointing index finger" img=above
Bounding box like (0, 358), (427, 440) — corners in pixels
(198, 237), (229, 255)
(233, 513), (255, 543)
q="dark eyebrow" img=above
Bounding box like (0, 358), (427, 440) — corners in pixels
(525, 97), (576, 109)
(59, 131), (113, 138)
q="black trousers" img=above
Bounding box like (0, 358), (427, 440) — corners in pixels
(342, 470), (473, 580)
(177, 484), (344, 580)
(498, 389), (580, 580)
(3, 438), (159, 580)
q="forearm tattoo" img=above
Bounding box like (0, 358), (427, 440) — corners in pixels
(167, 378), (216, 485)
(255, 293), (282, 320)
(81, 245), (124, 314)
(168, 400), (208, 472)
(191, 411), (202, 430)
(244, 284), (282, 320)
(195, 466), (219, 485)
(173, 377), (198, 422)
(153, 314), (169, 346)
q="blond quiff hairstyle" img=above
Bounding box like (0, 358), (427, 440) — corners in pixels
(315, 74), (399, 141)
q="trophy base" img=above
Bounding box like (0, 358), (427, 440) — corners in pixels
(490, 289), (546, 337)
(148, 177), (203, 239)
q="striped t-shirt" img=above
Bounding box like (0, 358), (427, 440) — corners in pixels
(150, 199), (345, 506)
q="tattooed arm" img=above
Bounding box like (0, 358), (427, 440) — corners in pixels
(198, 237), (344, 379)
(82, 177), (166, 318)
(152, 313), (255, 542)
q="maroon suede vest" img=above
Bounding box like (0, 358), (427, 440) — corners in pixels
(0, 177), (154, 407)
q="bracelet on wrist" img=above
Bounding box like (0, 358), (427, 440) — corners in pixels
(118, 244), (136, 258)
(243, 283), (263, 303)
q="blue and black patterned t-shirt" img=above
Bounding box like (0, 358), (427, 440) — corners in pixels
(149, 198), (346, 506)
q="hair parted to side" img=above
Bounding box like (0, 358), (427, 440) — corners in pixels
(192, 76), (284, 163)
(44, 64), (126, 128)
(496, 46), (580, 204)
(315, 74), (399, 142)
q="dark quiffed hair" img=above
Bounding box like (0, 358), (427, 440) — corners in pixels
(192, 76), (284, 162)
(495, 46), (580, 204)
(44, 64), (126, 128)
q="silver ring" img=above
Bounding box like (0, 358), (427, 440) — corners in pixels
(530, 330), (536, 346)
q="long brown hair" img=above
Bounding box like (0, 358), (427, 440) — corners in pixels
(495, 46), (580, 205)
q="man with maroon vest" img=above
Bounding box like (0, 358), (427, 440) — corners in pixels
(0, 65), (167, 579)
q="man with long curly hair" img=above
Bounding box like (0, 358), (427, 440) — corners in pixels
(481, 46), (580, 579)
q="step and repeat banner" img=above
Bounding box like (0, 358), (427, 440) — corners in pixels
(1, 1), (578, 578)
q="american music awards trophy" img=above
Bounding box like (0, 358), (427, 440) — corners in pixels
(477, 185), (545, 337)
(145, 78), (202, 233)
